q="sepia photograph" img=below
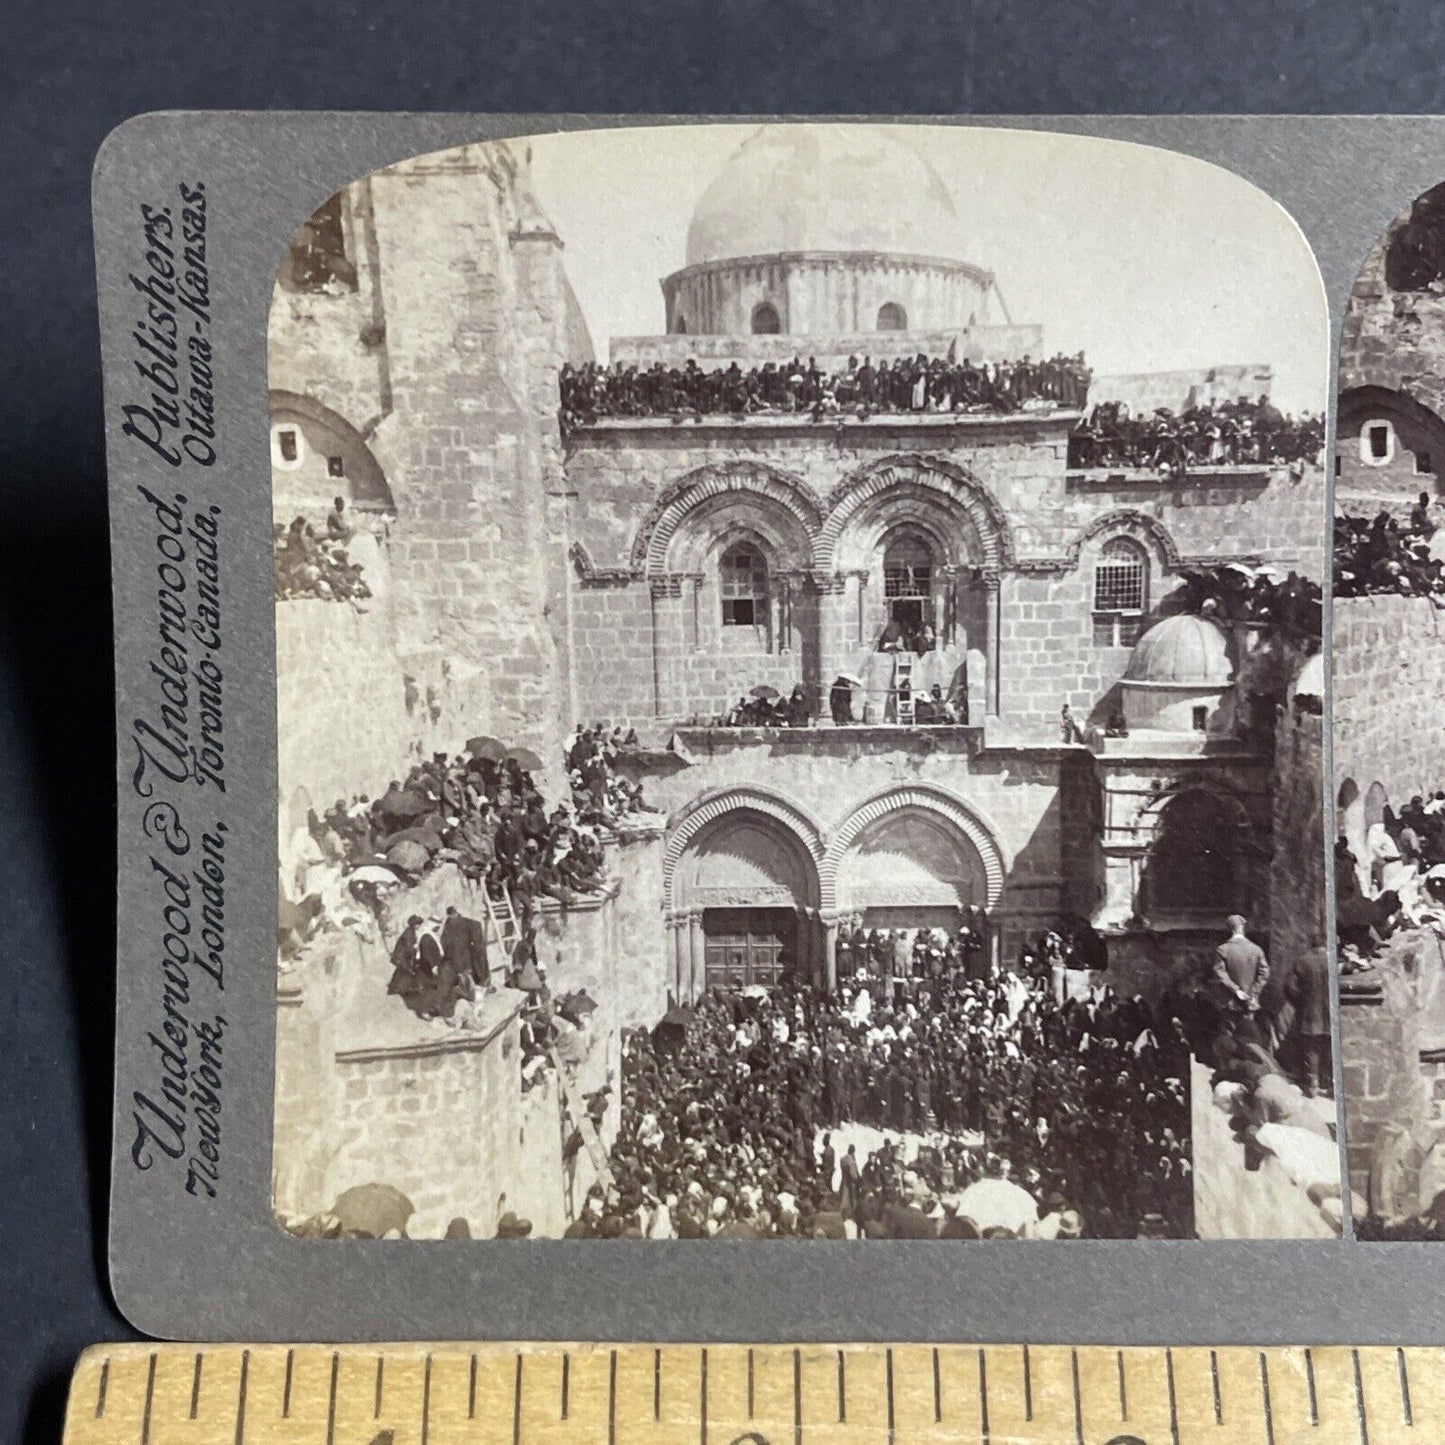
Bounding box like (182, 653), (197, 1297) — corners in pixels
(269, 122), (1335, 1242)
(1334, 180), (1445, 1239)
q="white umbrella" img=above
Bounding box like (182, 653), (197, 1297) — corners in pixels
(953, 1177), (1039, 1236)
(347, 864), (401, 886)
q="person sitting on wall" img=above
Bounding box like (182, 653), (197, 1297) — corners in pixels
(326, 494), (355, 541)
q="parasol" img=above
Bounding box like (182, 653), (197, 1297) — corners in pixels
(347, 863), (401, 886)
(506, 746), (545, 772)
(740, 983), (770, 1000)
(331, 1182), (415, 1238)
(466, 735), (507, 762)
(837, 672), (864, 687)
(953, 1177), (1039, 1236)
(749, 685), (781, 700)
(385, 839), (430, 874)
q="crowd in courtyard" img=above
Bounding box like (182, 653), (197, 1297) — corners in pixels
(587, 965), (1193, 1240)
(558, 351), (1091, 431)
(1335, 791), (1445, 960)
(1334, 496), (1445, 600)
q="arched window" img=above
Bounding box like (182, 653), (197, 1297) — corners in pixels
(881, 533), (936, 651)
(751, 302), (781, 335)
(1092, 537), (1148, 647)
(1359, 417), (1396, 467)
(877, 301), (907, 331)
(720, 543), (769, 628)
(1145, 790), (1241, 917)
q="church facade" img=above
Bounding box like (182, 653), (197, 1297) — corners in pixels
(272, 128), (1326, 1020)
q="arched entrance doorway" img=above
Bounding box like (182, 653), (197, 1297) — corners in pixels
(666, 797), (824, 1001)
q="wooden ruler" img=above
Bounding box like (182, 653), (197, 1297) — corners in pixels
(63, 1343), (1437, 1445)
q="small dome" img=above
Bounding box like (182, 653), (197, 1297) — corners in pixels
(1124, 615), (1232, 686)
(686, 124), (967, 268)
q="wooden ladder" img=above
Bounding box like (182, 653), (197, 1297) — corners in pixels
(894, 653), (915, 725)
(548, 1044), (614, 1192)
(483, 879), (521, 958)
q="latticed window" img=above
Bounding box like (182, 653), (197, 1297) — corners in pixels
(884, 535), (933, 598)
(720, 544), (768, 627)
(1092, 537), (1147, 647)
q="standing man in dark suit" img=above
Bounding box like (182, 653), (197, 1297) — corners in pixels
(1285, 941), (1332, 1097)
(1213, 914), (1269, 1014)
(441, 904), (490, 992)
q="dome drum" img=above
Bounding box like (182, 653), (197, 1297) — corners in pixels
(1119, 614), (1235, 735)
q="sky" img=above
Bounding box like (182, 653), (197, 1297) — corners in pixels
(527, 122), (1329, 417)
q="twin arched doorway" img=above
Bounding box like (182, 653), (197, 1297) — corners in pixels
(663, 787), (1004, 999)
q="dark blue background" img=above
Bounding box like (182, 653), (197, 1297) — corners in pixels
(5, 2), (1444, 1441)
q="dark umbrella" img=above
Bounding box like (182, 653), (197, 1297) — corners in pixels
(385, 839), (431, 875)
(749, 684), (781, 700)
(466, 735), (507, 762)
(557, 989), (599, 1024)
(331, 1182), (415, 1238)
(652, 1004), (692, 1055)
(380, 789), (430, 820)
(389, 825), (445, 851)
(507, 746), (544, 772)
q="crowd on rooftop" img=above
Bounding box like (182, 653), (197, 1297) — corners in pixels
(558, 351), (1090, 432)
(1334, 495), (1445, 599)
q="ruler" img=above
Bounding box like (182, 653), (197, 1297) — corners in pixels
(63, 1342), (1434, 1445)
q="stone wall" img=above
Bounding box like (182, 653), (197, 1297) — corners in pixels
(1333, 595), (1445, 806)
(1268, 704), (1326, 990)
(564, 414), (1322, 733)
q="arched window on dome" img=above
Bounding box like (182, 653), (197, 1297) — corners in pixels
(876, 301), (907, 331)
(1092, 537), (1148, 648)
(751, 302), (782, 335)
(720, 542), (770, 635)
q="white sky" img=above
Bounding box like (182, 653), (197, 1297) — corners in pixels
(528, 123), (1328, 417)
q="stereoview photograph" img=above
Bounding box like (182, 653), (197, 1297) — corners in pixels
(271, 123), (1335, 1241)
(1333, 180), (1445, 1240)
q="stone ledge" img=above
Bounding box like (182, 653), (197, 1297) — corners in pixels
(571, 409), (1080, 439)
(336, 988), (527, 1064)
(1066, 464), (1277, 487)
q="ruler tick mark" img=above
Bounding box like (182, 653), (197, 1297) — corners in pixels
(793, 1348), (802, 1445)
(325, 1353), (338, 1445)
(1210, 1349), (1222, 1425)
(700, 1347), (708, 1445)
(1354, 1349), (1370, 1445)
(837, 1350), (846, 1422)
(978, 1348), (990, 1445)
(283, 1349), (295, 1418)
(235, 1350), (250, 1445)
(652, 1348), (660, 1422)
(141, 1353), (157, 1445)
(747, 1348), (754, 1419)
(932, 1347), (941, 1423)
(1397, 1347), (1412, 1426)
(1023, 1343), (1033, 1420)
(609, 1350), (618, 1445)
(1116, 1349), (1127, 1421)
(886, 1347), (896, 1442)
(1071, 1349), (1083, 1445)
(421, 1354), (432, 1445)
(512, 1354), (522, 1445)
(1166, 1347), (1179, 1445)
(468, 1354), (477, 1420)
(94, 1359), (109, 1419)
(1260, 1352), (1275, 1445)
(1305, 1347), (1318, 1425)
(374, 1354), (384, 1417)
(190, 1353), (203, 1420)
(560, 1353), (569, 1420)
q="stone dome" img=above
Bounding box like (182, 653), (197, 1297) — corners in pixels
(1123, 614), (1233, 686)
(685, 124), (967, 268)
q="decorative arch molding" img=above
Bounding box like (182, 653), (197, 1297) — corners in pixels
(1337, 383), (1445, 442)
(662, 785), (826, 910)
(630, 460), (823, 575)
(1067, 509), (1182, 571)
(820, 784), (1007, 912)
(269, 387), (396, 512)
(1130, 777), (1255, 839)
(818, 454), (1015, 573)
